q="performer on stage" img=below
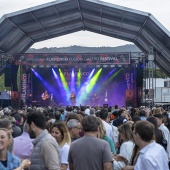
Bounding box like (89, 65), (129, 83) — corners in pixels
(70, 91), (76, 106)
(41, 90), (50, 107)
(27, 93), (33, 107)
(92, 93), (99, 106)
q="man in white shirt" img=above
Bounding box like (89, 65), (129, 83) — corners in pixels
(84, 105), (90, 115)
(134, 121), (168, 170)
(154, 114), (169, 142)
(100, 109), (113, 139)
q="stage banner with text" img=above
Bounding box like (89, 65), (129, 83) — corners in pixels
(14, 53), (131, 66)
(20, 66), (27, 105)
(21, 67), (33, 106)
(125, 67), (135, 90)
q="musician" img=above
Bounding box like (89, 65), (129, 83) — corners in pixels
(27, 93), (33, 107)
(70, 91), (76, 106)
(92, 93), (99, 106)
(41, 90), (50, 107)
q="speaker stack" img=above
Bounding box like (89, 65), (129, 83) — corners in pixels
(126, 90), (134, 107)
(11, 91), (20, 109)
(4, 68), (12, 87)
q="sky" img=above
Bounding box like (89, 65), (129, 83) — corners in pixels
(1, 0), (170, 49)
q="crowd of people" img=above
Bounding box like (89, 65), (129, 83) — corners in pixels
(0, 104), (170, 170)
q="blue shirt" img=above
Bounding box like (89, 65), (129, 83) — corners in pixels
(140, 116), (146, 121)
(0, 151), (21, 170)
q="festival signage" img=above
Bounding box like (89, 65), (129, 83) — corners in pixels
(14, 53), (131, 66)
(20, 66), (27, 105)
(125, 68), (135, 90)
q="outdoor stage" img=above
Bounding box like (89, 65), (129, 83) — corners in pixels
(12, 52), (144, 108)
(31, 67), (126, 107)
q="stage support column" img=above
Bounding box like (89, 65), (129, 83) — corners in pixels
(136, 68), (143, 107)
(4, 67), (12, 87)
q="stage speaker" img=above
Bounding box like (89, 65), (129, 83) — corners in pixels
(126, 90), (134, 107)
(126, 90), (134, 101)
(11, 91), (20, 109)
(11, 91), (20, 101)
(136, 68), (143, 87)
(4, 68), (12, 87)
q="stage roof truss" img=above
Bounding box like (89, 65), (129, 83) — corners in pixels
(0, 0), (170, 75)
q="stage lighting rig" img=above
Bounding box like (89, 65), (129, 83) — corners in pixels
(96, 65), (100, 68)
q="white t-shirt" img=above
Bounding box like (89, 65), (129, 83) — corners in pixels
(159, 123), (169, 142)
(166, 134), (170, 159)
(102, 120), (112, 139)
(113, 141), (134, 170)
(59, 143), (70, 170)
(111, 125), (119, 145)
(85, 108), (90, 115)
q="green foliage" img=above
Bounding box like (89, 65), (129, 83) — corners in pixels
(144, 68), (167, 78)
(27, 44), (141, 53)
(0, 68), (20, 92)
(0, 74), (6, 91)
(155, 69), (167, 78)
